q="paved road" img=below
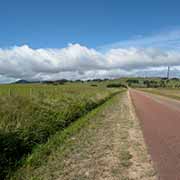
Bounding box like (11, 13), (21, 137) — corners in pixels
(130, 89), (180, 180)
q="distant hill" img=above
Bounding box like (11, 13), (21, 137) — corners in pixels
(12, 79), (70, 84)
(12, 78), (111, 84)
(13, 79), (30, 84)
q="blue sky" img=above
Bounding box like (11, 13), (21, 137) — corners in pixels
(1, 0), (180, 48)
(0, 0), (180, 82)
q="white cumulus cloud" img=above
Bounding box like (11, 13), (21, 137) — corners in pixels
(0, 41), (180, 83)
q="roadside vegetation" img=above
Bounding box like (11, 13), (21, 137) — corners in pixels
(140, 88), (180, 100)
(0, 82), (120, 179)
(10, 92), (156, 180)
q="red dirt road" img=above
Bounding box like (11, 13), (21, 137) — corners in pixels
(130, 89), (180, 180)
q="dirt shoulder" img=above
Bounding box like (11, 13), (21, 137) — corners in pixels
(12, 91), (156, 180)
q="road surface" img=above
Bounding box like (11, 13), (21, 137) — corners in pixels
(130, 89), (180, 180)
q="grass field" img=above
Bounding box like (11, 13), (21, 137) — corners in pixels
(140, 88), (180, 100)
(0, 82), (121, 179)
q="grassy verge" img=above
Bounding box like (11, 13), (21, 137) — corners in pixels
(10, 90), (156, 180)
(9, 91), (124, 179)
(140, 88), (180, 100)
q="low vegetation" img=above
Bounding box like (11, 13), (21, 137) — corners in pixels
(141, 88), (180, 100)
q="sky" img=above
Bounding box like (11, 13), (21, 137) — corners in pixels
(0, 0), (180, 82)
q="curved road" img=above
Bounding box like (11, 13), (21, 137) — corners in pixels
(130, 89), (180, 180)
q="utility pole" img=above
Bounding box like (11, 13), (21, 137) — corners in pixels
(167, 66), (170, 79)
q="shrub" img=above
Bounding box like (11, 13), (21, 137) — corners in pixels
(0, 131), (28, 178)
(107, 83), (127, 88)
(91, 84), (98, 87)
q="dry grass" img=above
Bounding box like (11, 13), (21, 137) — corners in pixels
(140, 88), (180, 100)
(11, 91), (156, 180)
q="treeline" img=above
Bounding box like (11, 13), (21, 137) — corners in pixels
(14, 78), (111, 85)
(126, 78), (180, 88)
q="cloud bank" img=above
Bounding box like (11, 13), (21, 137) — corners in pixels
(1, 29), (180, 83)
(0, 42), (180, 83)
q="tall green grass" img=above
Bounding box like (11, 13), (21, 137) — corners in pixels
(0, 83), (120, 178)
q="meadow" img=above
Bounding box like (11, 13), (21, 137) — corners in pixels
(0, 82), (121, 179)
(141, 88), (180, 100)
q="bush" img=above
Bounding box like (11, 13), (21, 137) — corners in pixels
(107, 83), (127, 88)
(0, 131), (29, 178)
(91, 84), (98, 87)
